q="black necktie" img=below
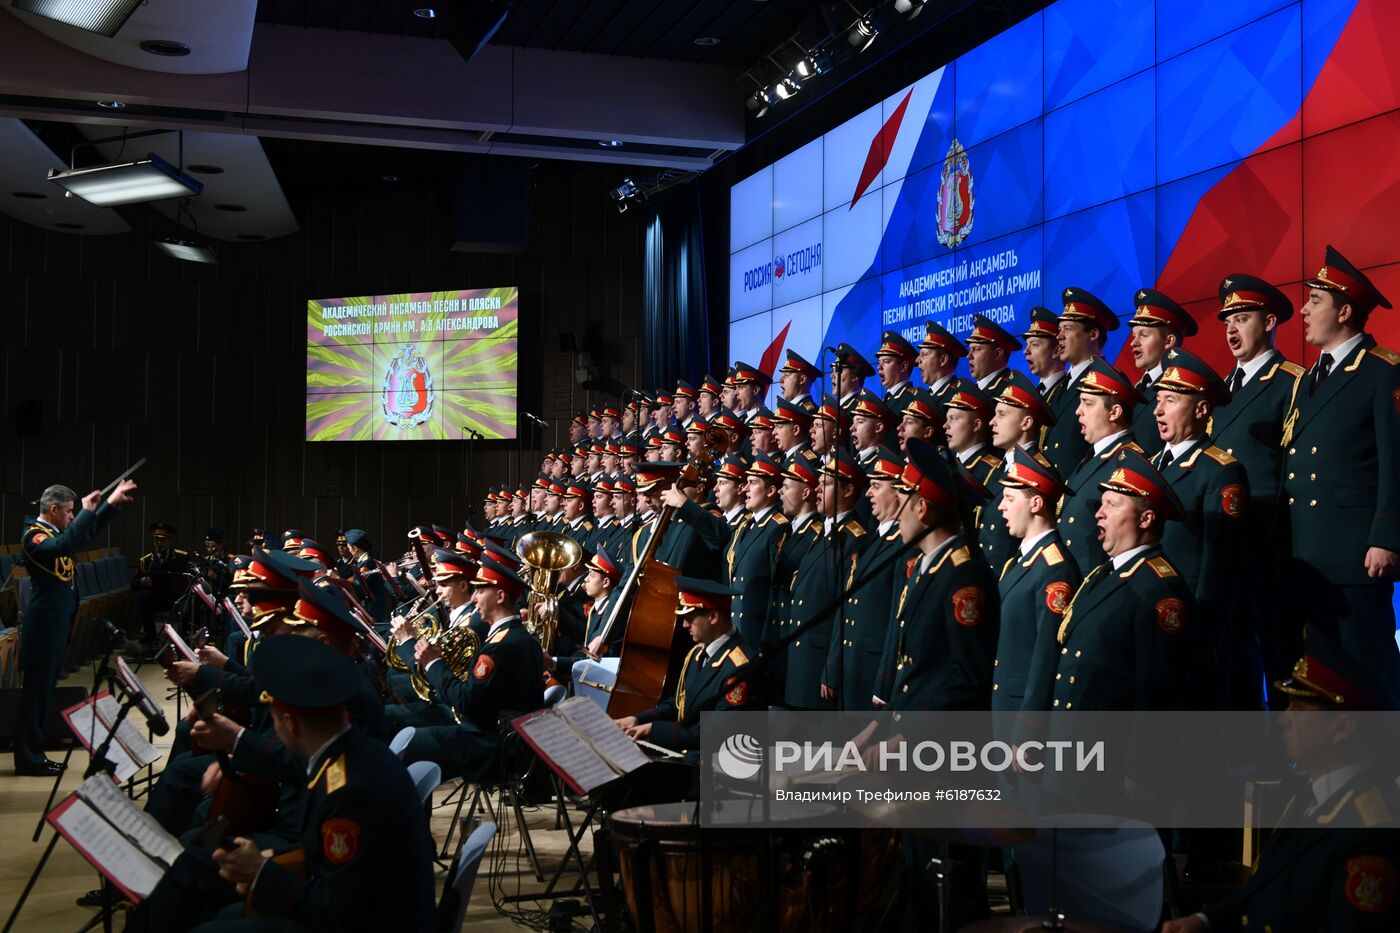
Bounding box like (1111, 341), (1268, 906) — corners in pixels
(1037, 380), (1047, 396)
(1136, 374), (1152, 391)
(1159, 447), (1175, 469)
(1229, 368), (1244, 395)
(1311, 352), (1333, 395)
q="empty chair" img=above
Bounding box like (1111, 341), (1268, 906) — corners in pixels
(389, 726), (416, 759)
(436, 822), (497, 933)
(1012, 821), (1165, 933)
(407, 760), (442, 809)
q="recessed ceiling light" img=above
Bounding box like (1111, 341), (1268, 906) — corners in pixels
(694, 37), (720, 46)
(12, 191), (47, 199)
(55, 222), (86, 230)
(381, 174), (400, 183)
(97, 100), (125, 110)
(413, 7), (436, 18)
(597, 140), (623, 149)
(153, 237), (217, 263)
(236, 233), (266, 241)
(213, 203), (247, 212)
(187, 164), (224, 175)
(140, 39), (190, 56)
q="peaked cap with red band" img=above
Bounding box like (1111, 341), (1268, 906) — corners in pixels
(1129, 287), (1198, 336)
(1306, 244), (1392, 314)
(1061, 286), (1120, 332)
(1217, 273), (1293, 323)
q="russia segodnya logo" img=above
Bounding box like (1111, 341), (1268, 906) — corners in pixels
(936, 137), (974, 248)
(382, 344), (434, 428)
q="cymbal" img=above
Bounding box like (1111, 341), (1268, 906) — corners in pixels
(959, 917), (1127, 933)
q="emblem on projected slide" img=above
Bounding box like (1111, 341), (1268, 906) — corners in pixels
(935, 138), (974, 248)
(381, 344), (434, 428)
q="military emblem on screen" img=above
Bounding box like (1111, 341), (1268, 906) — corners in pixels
(936, 138), (974, 248)
(381, 344), (434, 428)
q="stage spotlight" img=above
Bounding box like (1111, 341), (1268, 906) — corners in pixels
(773, 77), (798, 100)
(894, 0), (929, 14)
(12, 0), (142, 37)
(848, 15), (878, 51)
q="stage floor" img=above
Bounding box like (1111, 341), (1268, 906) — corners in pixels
(0, 652), (591, 932)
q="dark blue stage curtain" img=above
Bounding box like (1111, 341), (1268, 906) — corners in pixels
(643, 184), (710, 391)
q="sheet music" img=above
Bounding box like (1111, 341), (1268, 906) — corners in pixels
(50, 798), (165, 901)
(555, 696), (652, 774)
(223, 598), (252, 639)
(191, 583), (217, 610)
(62, 694), (140, 782)
(164, 624), (197, 662)
(516, 713), (618, 794)
(75, 774), (184, 868)
(95, 685), (160, 769)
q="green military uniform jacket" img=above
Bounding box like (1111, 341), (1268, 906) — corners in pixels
(1041, 368), (1091, 478)
(1203, 766), (1400, 932)
(883, 381), (918, 418)
(628, 512), (723, 581)
(781, 516), (867, 710)
(1211, 350), (1303, 534)
(1156, 439), (1248, 622)
(1051, 545), (1193, 711)
(19, 504), (118, 672)
(1282, 335), (1400, 585)
(561, 515), (596, 550)
(428, 615), (543, 732)
(1130, 373), (1165, 457)
(766, 515), (821, 691)
(635, 635), (760, 753)
(725, 507), (790, 645)
(824, 523), (903, 711)
(1057, 433), (1143, 572)
(961, 443), (1004, 491)
(886, 535), (999, 712)
(993, 530), (1081, 712)
(245, 727), (438, 931)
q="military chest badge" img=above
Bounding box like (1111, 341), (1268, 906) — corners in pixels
(381, 344), (434, 428)
(1044, 581), (1072, 615)
(936, 138), (974, 248)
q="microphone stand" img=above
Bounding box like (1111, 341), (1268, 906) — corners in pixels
(10, 654), (142, 933)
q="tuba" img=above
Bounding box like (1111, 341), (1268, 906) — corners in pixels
(515, 531), (583, 654)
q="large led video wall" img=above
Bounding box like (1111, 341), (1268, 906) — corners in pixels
(728, 0), (1400, 387)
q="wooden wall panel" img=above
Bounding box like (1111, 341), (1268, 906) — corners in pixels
(1, 162), (645, 562)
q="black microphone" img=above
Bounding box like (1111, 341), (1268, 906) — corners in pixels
(523, 412), (550, 429)
(460, 426), (484, 440)
(137, 694), (171, 736)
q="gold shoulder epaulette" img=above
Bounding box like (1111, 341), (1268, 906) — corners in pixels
(1033, 450), (1053, 469)
(1122, 441), (1145, 454)
(846, 521), (866, 538)
(977, 453), (1000, 468)
(950, 545), (971, 566)
(488, 628), (509, 645)
(1278, 360), (1305, 378)
(1042, 543), (1065, 566)
(1146, 556), (1177, 578)
(771, 512), (790, 524)
(726, 645), (749, 666)
(1368, 346), (1400, 365)
(1353, 787), (1395, 827)
(325, 753), (348, 794)
(1201, 446), (1236, 465)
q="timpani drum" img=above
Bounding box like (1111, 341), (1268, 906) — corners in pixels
(606, 803), (898, 933)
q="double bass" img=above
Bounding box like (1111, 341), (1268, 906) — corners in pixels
(599, 429), (729, 719)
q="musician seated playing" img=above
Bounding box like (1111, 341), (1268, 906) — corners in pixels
(614, 576), (762, 762)
(557, 546), (626, 710)
(399, 555), (545, 781)
(382, 548), (480, 728)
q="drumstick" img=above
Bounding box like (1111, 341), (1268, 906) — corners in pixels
(98, 457), (146, 497)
